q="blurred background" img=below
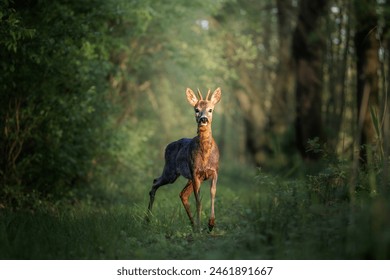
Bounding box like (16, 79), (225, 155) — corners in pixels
(1, 0), (390, 260)
(1, 0), (389, 196)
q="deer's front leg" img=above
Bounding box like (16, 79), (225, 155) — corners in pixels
(192, 176), (202, 232)
(208, 172), (217, 232)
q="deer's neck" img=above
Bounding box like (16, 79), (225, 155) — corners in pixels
(197, 125), (213, 163)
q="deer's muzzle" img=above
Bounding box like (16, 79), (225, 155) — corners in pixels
(199, 116), (209, 125)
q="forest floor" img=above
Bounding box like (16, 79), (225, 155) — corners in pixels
(1, 162), (390, 259)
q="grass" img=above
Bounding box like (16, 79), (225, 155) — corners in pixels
(1, 162), (390, 259)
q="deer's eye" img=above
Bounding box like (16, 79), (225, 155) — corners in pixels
(208, 109), (213, 113)
(195, 108), (200, 113)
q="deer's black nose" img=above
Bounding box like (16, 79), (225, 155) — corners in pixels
(199, 117), (208, 124)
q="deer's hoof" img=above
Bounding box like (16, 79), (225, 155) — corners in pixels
(208, 218), (215, 232)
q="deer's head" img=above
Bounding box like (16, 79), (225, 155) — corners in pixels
(186, 87), (221, 127)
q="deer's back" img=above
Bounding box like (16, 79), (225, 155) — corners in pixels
(164, 138), (193, 180)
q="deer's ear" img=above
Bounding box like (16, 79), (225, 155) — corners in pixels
(210, 87), (221, 105)
(186, 88), (198, 106)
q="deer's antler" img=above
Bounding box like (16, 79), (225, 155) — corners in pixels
(206, 89), (211, 101)
(197, 88), (203, 100)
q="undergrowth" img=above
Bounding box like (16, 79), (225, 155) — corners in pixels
(1, 159), (390, 259)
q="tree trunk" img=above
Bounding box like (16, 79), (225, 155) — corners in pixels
(324, 1), (351, 152)
(292, 0), (328, 160)
(354, 0), (380, 164)
(266, 0), (295, 162)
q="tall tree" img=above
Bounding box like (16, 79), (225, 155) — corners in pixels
(266, 0), (296, 163)
(354, 0), (381, 164)
(324, 0), (351, 152)
(292, 0), (328, 160)
(269, 0), (295, 132)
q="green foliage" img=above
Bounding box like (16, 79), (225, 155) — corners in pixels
(0, 0), (35, 53)
(0, 0), (159, 197)
(247, 165), (390, 259)
(307, 164), (349, 205)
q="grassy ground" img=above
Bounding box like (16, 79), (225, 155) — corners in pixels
(1, 163), (390, 259)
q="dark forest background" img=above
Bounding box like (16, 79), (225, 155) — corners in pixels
(1, 0), (390, 259)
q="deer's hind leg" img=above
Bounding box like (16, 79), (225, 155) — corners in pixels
(146, 162), (179, 222)
(180, 180), (194, 228)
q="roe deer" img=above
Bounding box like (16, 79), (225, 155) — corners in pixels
(147, 87), (222, 232)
